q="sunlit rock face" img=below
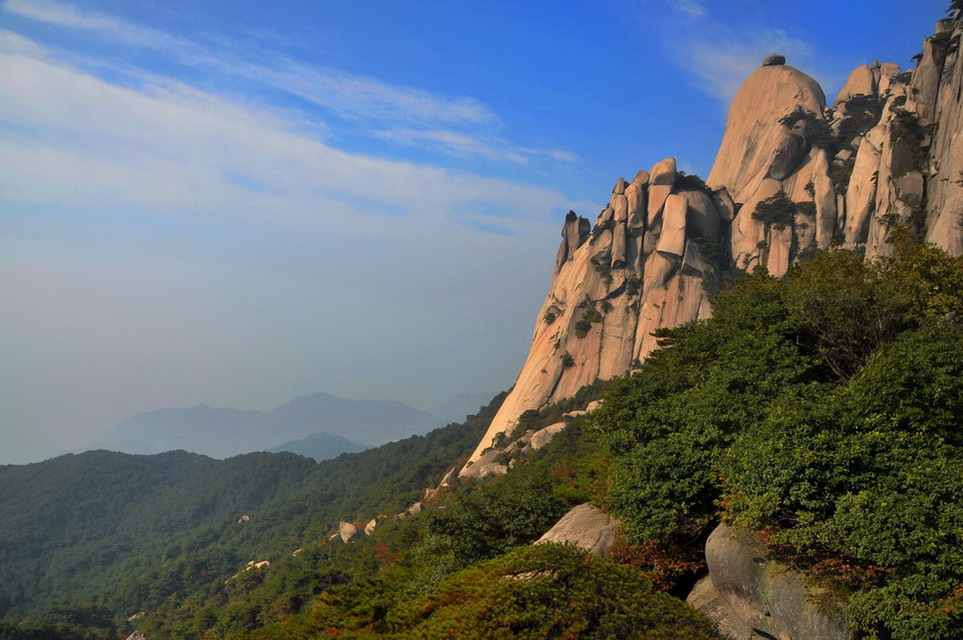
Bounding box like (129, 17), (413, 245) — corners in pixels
(464, 36), (963, 470)
(917, 19), (963, 256)
(707, 61), (832, 276)
(466, 159), (722, 467)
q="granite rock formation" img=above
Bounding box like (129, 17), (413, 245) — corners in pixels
(535, 503), (622, 557)
(465, 21), (963, 469)
(688, 525), (851, 640)
(466, 163), (721, 466)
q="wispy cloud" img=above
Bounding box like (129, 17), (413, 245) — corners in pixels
(5, 0), (205, 58)
(675, 0), (706, 18)
(0, 24), (580, 459)
(636, 0), (706, 19)
(3, 0), (575, 163)
(680, 28), (817, 103)
(0, 31), (568, 234)
(627, 0), (828, 106)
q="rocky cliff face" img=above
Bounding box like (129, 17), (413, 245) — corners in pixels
(466, 161), (722, 467)
(464, 19), (963, 469)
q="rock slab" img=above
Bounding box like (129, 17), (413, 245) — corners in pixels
(536, 503), (621, 556)
(689, 524), (852, 640)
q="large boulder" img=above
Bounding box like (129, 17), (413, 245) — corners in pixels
(338, 521), (359, 543)
(528, 421), (567, 451)
(656, 194), (688, 258)
(689, 524), (851, 640)
(536, 503), (622, 556)
(461, 447), (509, 480)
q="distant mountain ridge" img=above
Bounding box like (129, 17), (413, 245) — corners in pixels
(268, 432), (369, 461)
(0, 393), (503, 626)
(89, 391), (442, 459)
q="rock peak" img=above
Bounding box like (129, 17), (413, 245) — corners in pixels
(464, 155), (720, 469)
(763, 53), (786, 66)
(708, 63), (825, 200)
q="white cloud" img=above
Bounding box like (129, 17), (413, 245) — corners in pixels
(3, 0), (576, 163)
(373, 129), (579, 165)
(5, 0), (206, 59)
(627, 1), (830, 106)
(635, 0), (706, 19)
(0, 29), (581, 461)
(671, 25), (818, 104)
(0, 34), (567, 235)
(675, 0), (707, 18)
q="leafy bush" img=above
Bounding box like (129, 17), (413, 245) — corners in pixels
(590, 218), (615, 243)
(625, 275), (642, 297)
(837, 93), (885, 149)
(574, 303), (604, 338)
(673, 171), (712, 195)
(595, 244), (963, 639)
(593, 270), (817, 541)
(780, 106), (834, 150)
(751, 191), (798, 230)
(721, 320), (963, 639)
(387, 544), (721, 639)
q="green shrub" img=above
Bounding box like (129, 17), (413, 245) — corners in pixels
(780, 106), (834, 150)
(673, 171), (712, 195)
(837, 93), (885, 149)
(574, 319), (593, 338)
(597, 244), (963, 639)
(625, 275), (642, 297)
(387, 544), (721, 639)
(751, 191), (797, 230)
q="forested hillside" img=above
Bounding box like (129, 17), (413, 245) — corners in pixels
(0, 394), (502, 634)
(126, 242), (962, 640)
(4, 241), (959, 640)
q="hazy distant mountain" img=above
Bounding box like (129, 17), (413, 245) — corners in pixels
(268, 431), (368, 461)
(266, 392), (440, 446)
(0, 395), (502, 625)
(89, 405), (268, 457)
(430, 391), (500, 424)
(89, 392), (443, 458)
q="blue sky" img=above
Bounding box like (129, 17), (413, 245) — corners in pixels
(0, 0), (949, 463)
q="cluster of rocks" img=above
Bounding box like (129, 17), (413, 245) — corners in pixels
(325, 464), (462, 545)
(462, 401), (601, 481)
(225, 559), (271, 583)
(466, 19), (963, 468)
(535, 504), (851, 639)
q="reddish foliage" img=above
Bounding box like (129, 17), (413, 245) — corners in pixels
(608, 535), (704, 591)
(756, 528), (892, 587)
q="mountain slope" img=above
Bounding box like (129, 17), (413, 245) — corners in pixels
(0, 392), (503, 624)
(268, 431), (368, 461)
(91, 392), (442, 458)
(265, 391), (440, 446)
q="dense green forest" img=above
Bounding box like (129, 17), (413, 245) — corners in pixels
(3, 240), (962, 640)
(0, 395), (504, 636)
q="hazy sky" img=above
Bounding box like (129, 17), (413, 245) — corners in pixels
(0, 0), (948, 464)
